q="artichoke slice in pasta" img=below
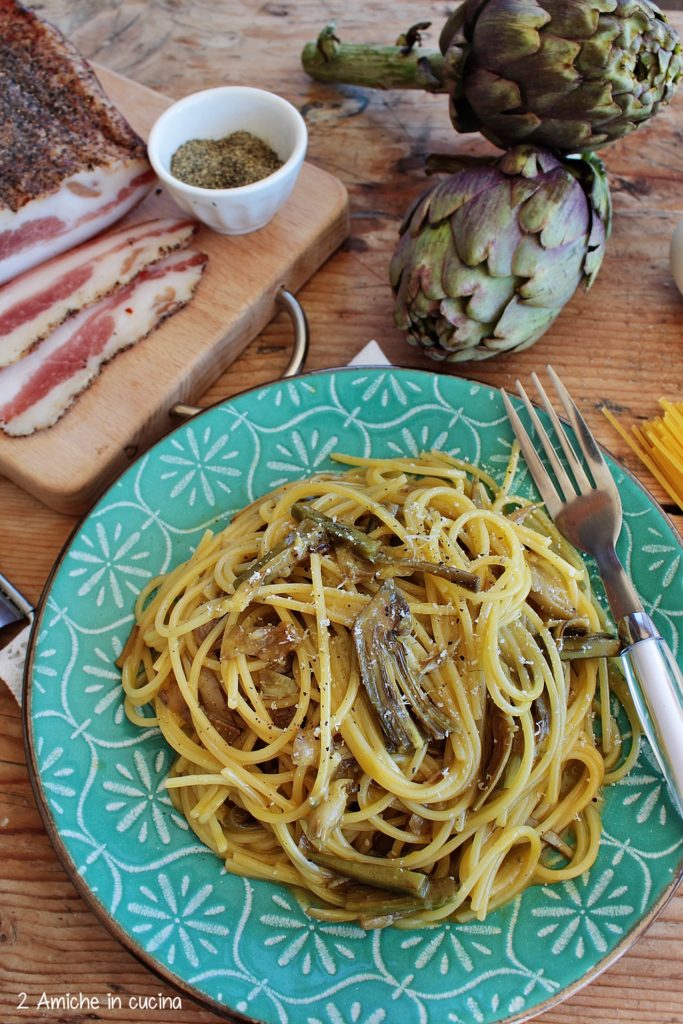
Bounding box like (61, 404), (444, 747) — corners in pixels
(353, 579), (459, 750)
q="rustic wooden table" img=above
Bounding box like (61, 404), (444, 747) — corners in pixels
(1, 2), (682, 1022)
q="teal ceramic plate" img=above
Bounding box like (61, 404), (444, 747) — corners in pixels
(25, 368), (683, 1024)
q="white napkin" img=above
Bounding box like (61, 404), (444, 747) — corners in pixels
(348, 339), (389, 367)
(0, 341), (391, 706)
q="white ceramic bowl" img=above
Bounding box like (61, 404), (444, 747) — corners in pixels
(147, 86), (307, 235)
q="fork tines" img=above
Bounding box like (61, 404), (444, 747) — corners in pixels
(501, 366), (617, 518)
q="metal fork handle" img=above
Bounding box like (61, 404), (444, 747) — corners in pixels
(592, 544), (643, 625)
(617, 617), (683, 819)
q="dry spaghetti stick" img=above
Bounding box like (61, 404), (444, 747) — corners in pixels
(603, 404), (683, 508)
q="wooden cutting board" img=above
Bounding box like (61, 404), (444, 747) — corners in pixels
(0, 67), (349, 515)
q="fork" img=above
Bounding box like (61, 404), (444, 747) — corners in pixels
(502, 366), (683, 819)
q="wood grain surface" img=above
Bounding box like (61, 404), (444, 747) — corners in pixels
(1, 2), (682, 1023)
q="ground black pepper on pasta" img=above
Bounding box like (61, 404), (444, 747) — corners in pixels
(118, 451), (640, 928)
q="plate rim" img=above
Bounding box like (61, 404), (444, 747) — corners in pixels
(22, 364), (683, 1024)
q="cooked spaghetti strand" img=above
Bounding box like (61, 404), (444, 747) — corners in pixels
(119, 451), (637, 927)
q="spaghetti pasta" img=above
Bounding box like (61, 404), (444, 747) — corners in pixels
(119, 450), (638, 927)
(603, 400), (683, 510)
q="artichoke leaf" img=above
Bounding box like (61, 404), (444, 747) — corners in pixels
(526, 551), (577, 619)
(532, 690), (551, 746)
(490, 298), (558, 348)
(464, 277), (518, 324)
(445, 337), (496, 360)
(472, 1), (551, 68)
(412, 289), (443, 321)
(465, 67), (535, 122)
(578, 43), (625, 80)
(427, 166), (501, 224)
(353, 580), (460, 750)
(438, 2), (467, 54)
(353, 583), (425, 752)
(480, 213), (527, 279)
(400, 189), (433, 239)
(619, 90), (651, 118)
(499, 147), (553, 177)
(436, 296), (468, 326)
(518, 169), (590, 248)
(474, 699), (516, 808)
(539, 0), (618, 38)
(451, 182), (521, 266)
(516, 238), (587, 307)
(307, 780), (351, 842)
(442, 262), (517, 322)
(503, 36), (582, 92)
(524, 84), (610, 121)
(438, 302), (492, 348)
(620, 9), (652, 49)
(391, 222), (451, 304)
(391, 642), (460, 740)
(525, 116), (599, 149)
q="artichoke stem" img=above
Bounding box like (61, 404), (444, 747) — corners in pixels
(425, 153), (499, 176)
(302, 24), (446, 93)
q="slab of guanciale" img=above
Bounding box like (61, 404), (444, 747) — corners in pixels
(0, 4), (681, 1024)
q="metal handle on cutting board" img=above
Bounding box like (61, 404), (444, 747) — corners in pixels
(171, 288), (310, 420)
(0, 570), (34, 633)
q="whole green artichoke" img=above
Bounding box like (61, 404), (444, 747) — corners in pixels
(389, 147), (611, 362)
(441, 0), (683, 150)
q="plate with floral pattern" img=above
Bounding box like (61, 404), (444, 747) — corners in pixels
(25, 367), (683, 1024)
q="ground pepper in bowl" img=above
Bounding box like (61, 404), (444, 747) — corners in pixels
(170, 130), (283, 189)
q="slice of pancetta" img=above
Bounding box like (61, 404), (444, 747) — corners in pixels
(0, 249), (208, 436)
(0, 0), (154, 286)
(0, 218), (199, 367)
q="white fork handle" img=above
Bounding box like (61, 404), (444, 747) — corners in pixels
(620, 636), (683, 819)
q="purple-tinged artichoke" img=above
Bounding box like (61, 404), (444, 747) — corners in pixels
(441, 0), (683, 151)
(302, 1), (682, 152)
(389, 147), (611, 362)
